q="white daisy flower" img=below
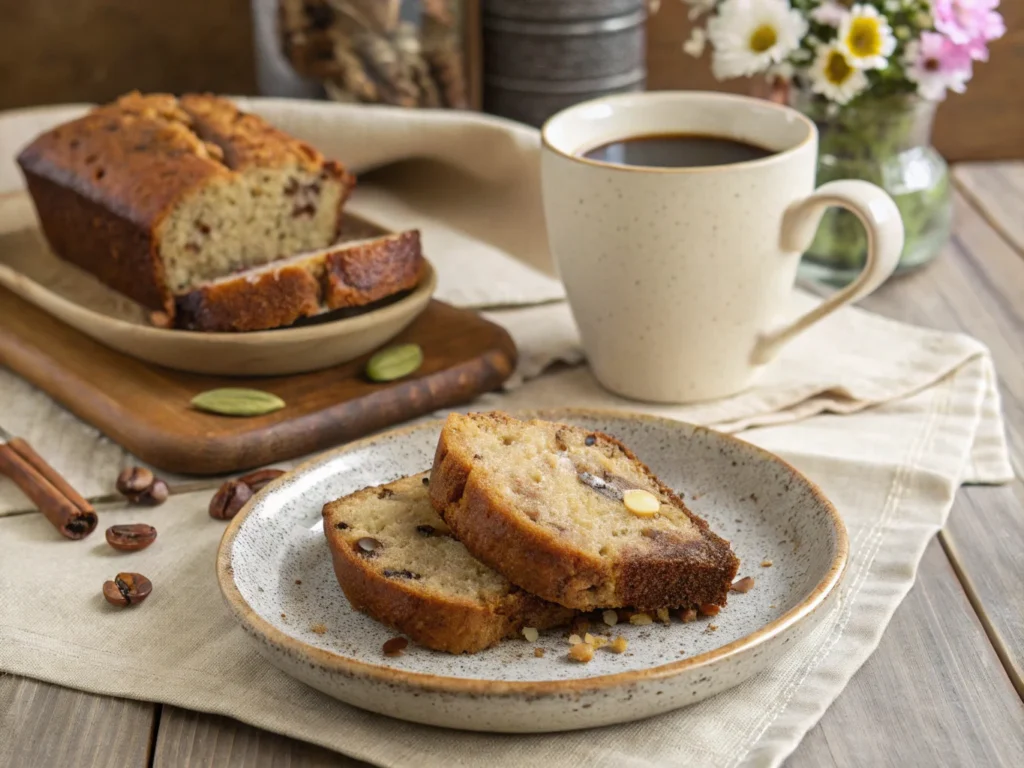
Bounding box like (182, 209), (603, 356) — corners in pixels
(707, 0), (809, 80)
(809, 42), (869, 104)
(683, 0), (717, 20)
(810, 1), (848, 28)
(683, 27), (708, 58)
(837, 4), (897, 70)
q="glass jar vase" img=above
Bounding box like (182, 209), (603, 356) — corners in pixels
(790, 90), (952, 286)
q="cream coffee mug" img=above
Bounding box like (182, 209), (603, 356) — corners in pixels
(541, 92), (904, 403)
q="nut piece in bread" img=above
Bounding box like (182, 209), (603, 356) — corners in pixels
(322, 472), (574, 654)
(17, 91), (355, 315)
(429, 412), (740, 611)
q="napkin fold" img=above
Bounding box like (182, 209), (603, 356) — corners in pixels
(0, 99), (1013, 767)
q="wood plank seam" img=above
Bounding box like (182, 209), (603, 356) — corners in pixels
(939, 531), (1024, 700)
(146, 703), (163, 768)
(952, 171), (1024, 260)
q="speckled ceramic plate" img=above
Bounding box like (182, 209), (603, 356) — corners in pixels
(217, 410), (847, 732)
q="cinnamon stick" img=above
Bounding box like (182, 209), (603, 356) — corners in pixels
(0, 439), (97, 539)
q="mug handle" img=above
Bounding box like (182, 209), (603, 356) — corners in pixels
(752, 180), (905, 364)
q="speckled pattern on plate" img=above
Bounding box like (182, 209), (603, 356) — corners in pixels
(218, 409), (847, 732)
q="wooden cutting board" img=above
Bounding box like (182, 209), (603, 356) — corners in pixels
(0, 286), (516, 475)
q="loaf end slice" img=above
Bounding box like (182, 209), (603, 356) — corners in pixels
(323, 473), (574, 654)
(430, 412), (740, 611)
(173, 230), (423, 332)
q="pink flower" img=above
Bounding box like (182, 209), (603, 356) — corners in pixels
(906, 32), (974, 100)
(932, 0), (1005, 61)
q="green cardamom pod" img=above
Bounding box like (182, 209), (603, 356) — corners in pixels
(190, 388), (286, 417)
(365, 343), (424, 382)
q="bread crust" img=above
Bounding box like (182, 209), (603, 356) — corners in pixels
(173, 230), (423, 331)
(17, 91), (354, 314)
(430, 413), (740, 611)
(322, 475), (573, 654)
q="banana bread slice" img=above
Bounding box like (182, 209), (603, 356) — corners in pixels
(430, 412), (740, 611)
(17, 91), (354, 315)
(322, 472), (574, 654)
(173, 230), (423, 331)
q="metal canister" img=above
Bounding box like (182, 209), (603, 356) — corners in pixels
(482, 0), (647, 127)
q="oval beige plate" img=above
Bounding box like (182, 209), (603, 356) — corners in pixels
(217, 410), (848, 732)
(0, 191), (435, 376)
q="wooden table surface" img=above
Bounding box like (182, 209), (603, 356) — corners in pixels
(2, 162), (1023, 767)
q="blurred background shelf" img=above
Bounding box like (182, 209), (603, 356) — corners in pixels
(1, 0), (1020, 161)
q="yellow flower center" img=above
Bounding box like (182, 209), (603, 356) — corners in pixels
(825, 51), (853, 84)
(749, 24), (778, 54)
(846, 17), (883, 58)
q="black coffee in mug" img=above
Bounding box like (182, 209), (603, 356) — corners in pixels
(581, 133), (773, 169)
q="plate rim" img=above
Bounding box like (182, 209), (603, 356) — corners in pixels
(0, 188), (437, 345)
(216, 407), (848, 696)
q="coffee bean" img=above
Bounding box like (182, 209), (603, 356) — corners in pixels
(102, 572), (153, 607)
(237, 468), (286, 493)
(106, 524), (157, 552)
(136, 478), (169, 506)
(356, 537), (381, 555)
(209, 479), (253, 520)
(382, 636), (408, 656)
(116, 466), (154, 497)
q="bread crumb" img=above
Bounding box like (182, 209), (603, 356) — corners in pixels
(731, 576), (756, 593)
(522, 626), (539, 643)
(569, 643), (594, 663)
(679, 649), (686, 655)
(571, 618), (591, 635)
(295, 579), (302, 585)
(705, 624), (718, 633)
(656, 608), (671, 623)
(680, 607), (697, 623)
(602, 609), (619, 626)
(609, 636), (628, 654)
(761, 559), (774, 567)
(699, 603), (721, 617)
(629, 612), (653, 626)
(310, 623), (327, 635)
(568, 633), (583, 645)
(770, 603), (777, 609)
(584, 633), (609, 649)
(534, 647), (545, 658)
(280, 613), (287, 620)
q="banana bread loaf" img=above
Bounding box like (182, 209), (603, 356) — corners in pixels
(430, 412), (740, 611)
(323, 472), (574, 654)
(173, 230), (424, 332)
(17, 91), (355, 316)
